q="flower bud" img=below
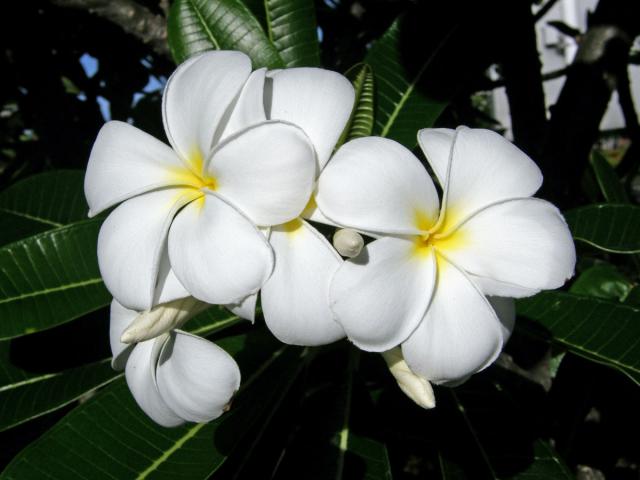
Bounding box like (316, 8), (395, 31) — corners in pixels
(333, 228), (364, 258)
(382, 347), (435, 409)
(120, 297), (208, 344)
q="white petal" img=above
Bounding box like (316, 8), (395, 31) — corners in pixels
(488, 296), (516, 344)
(156, 331), (241, 423)
(98, 188), (200, 311)
(168, 192), (274, 304)
(162, 51), (251, 166)
(219, 68), (267, 142)
(402, 256), (504, 384)
(266, 68), (355, 169)
(317, 137), (440, 235)
(125, 337), (184, 427)
(430, 127), (543, 231)
(469, 273), (540, 299)
(153, 249), (191, 305)
(207, 121), (316, 226)
(416, 128), (455, 188)
(330, 236), (436, 351)
(85, 121), (185, 216)
(109, 300), (137, 371)
(262, 219), (345, 346)
(226, 293), (257, 322)
(442, 198), (576, 292)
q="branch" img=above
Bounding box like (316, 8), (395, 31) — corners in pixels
(50, 0), (170, 58)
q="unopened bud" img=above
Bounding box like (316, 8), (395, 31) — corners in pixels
(121, 297), (208, 343)
(382, 347), (435, 409)
(333, 228), (364, 258)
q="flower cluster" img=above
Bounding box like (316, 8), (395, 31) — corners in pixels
(85, 51), (575, 426)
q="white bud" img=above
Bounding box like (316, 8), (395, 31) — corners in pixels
(382, 347), (435, 409)
(332, 228), (364, 258)
(120, 297), (208, 344)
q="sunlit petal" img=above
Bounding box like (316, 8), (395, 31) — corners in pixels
(207, 121), (315, 226)
(97, 188), (200, 311)
(125, 336), (184, 427)
(262, 219), (345, 346)
(266, 68), (355, 169)
(330, 236), (436, 351)
(85, 121), (185, 216)
(317, 137), (440, 235)
(156, 330), (241, 423)
(168, 192), (274, 304)
(402, 256), (504, 384)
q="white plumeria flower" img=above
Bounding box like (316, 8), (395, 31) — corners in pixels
(316, 127), (576, 385)
(110, 301), (240, 427)
(85, 51), (317, 312)
(214, 66), (355, 346)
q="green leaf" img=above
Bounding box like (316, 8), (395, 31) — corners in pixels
(589, 151), (629, 203)
(0, 354), (118, 432)
(0, 218), (110, 340)
(0, 170), (88, 246)
(569, 264), (633, 301)
(168, 0), (283, 68)
(366, 16), (450, 148)
(1, 332), (304, 480)
(517, 291), (640, 385)
(509, 441), (574, 480)
(0, 304), (241, 431)
(564, 204), (640, 254)
(264, 0), (320, 67)
(336, 63), (375, 148)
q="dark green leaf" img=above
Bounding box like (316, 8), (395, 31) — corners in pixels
(336, 63), (375, 148)
(1, 332), (305, 480)
(564, 204), (640, 254)
(168, 0), (283, 68)
(264, 0), (320, 67)
(509, 441), (574, 479)
(0, 219), (110, 340)
(569, 264), (633, 301)
(623, 285), (640, 306)
(589, 151), (629, 203)
(366, 16), (449, 148)
(517, 291), (640, 385)
(0, 170), (88, 246)
(0, 353), (118, 432)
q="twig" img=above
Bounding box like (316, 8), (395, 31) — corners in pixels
(49, 0), (170, 58)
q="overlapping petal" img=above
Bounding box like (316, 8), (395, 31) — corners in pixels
(219, 68), (267, 142)
(402, 256), (504, 384)
(443, 198), (576, 293)
(266, 68), (355, 169)
(207, 121), (316, 226)
(156, 331), (241, 423)
(125, 337), (184, 427)
(97, 188), (200, 311)
(168, 192), (274, 305)
(153, 249), (191, 305)
(226, 293), (258, 322)
(330, 236), (436, 351)
(85, 121), (185, 216)
(109, 300), (136, 371)
(317, 137), (440, 235)
(424, 127), (543, 231)
(162, 51), (252, 167)
(262, 219), (345, 346)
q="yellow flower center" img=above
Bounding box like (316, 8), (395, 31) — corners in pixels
(412, 207), (466, 260)
(167, 147), (218, 197)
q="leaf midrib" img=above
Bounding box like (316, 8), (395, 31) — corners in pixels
(0, 278), (104, 305)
